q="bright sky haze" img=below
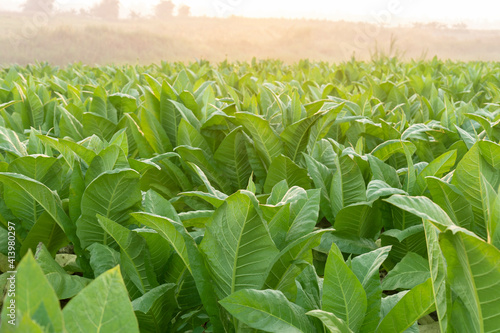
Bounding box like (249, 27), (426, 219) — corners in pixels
(1, 0), (499, 29)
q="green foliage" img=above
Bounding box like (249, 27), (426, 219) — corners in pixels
(1, 59), (500, 332)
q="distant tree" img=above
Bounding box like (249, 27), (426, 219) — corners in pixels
(129, 10), (142, 20)
(22, 0), (55, 13)
(91, 0), (120, 20)
(177, 5), (191, 18)
(155, 0), (174, 19)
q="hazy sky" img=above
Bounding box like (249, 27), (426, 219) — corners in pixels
(2, 0), (500, 28)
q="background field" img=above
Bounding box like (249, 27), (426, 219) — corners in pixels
(2, 13), (500, 65)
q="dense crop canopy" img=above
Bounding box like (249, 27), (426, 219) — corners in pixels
(1, 59), (500, 332)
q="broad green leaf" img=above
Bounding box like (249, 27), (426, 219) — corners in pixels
(83, 144), (129, 186)
(62, 266), (140, 333)
(76, 169), (141, 249)
(97, 215), (158, 296)
(0, 126), (27, 157)
(376, 278), (435, 333)
(214, 127), (252, 190)
(26, 88), (44, 128)
(452, 143), (500, 239)
(366, 180), (407, 202)
(0, 173), (78, 250)
(281, 112), (323, 162)
(286, 188), (321, 243)
(132, 283), (177, 333)
(140, 108), (172, 154)
(306, 310), (354, 333)
(440, 226), (500, 333)
(87, 243), (121, 277)
(381, 252), (430, 290)
(5, 155), (62, 229)
(175, 146), (232, 193)
(34, 243), (91, 299)
(220, 289), (314, 333)
(426, 177), (474, 230)
(334, 201), (382, 239)
(371, 140), (416, 162)
(330, 154), (366, 217)
(20, 211), (68, 258)
(303, 153), (334, 221)
(384, 195), (454, 230)
(0, 251), (63, 333)
(367, 154), (401, 189)
(82, 112), (117, 141)
(295, 265), (321, 312)
(131, 212), (226, 332)
(423, 220), (451, 333)
(414, 150), (457, 195)
(201, 192), (279, 298)
(235, 112), (284, 168)
(264, 154), (311, 193)
(351, 246), (391, 333)
(322, 243), (367, 332)
(265, 230), (326, 300)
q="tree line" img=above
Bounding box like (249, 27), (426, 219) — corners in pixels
(21, 0), (191, 20)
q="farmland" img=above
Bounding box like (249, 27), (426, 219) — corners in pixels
(3, 14), (500, 65)
(0, 58), (500, 332)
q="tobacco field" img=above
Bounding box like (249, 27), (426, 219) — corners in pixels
(0, 59), (500, 332)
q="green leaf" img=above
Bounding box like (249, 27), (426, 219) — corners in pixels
(330, 154), (366, 217)
(220, 289), (314, 333)
(381, 252), (430, 290)
(20, 211), (68, 258)
(76, 169), (141, 249)
(366, 180), (407, 202)
(452, 143), (500, 239)
(306, 310), (354, 333)
(414, 150), (456, 195)
(0, 251), (64, 333)
(322, 243), (367, 332)
(132, 213), (190, 274)
(140, 108), (172, 154)
(200, 192), (279, 298)
(440, 226), (500, 333)
(5, 155), (62, 229)
(281, 112), (323, 162)
(34, 243), (91, 299)
(27, 88), (44, 128)
(423, 220), (451, 333)
(0, 126), (27, 157)
(84, 145), (129, 186)
(426, 177), (474, 230)
(132, 283), (177, 333)
(265, 230), (326, 300)
(371, 140), (416, 162)
(87, 243), (121, 277)
(214, 127), (252, 190)
(333, 201), (382, 239)
(0, 172), (78, 251)
(264, 154), (311, 193)
(376, 278), (435, 333)
(351, 246), (391, 333)
(286, 188), (321, 244)
(82, 112), (117, 141)
(295, 265), (321, 312)
(97, 215), (158, 296)
(62, 266), (140, 333)
(131, 212), (226, 333)
(384, 195), (454, 230)
(235, 112), (284, 168)
(175, 146), (232, 193)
